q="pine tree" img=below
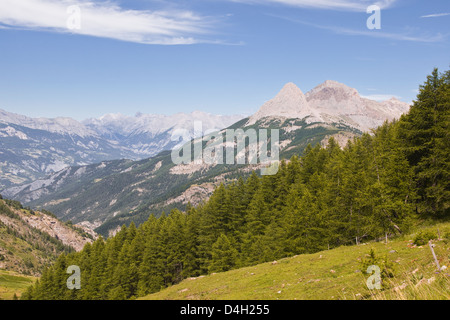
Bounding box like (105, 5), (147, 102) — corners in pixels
(208, 234), (239, 273)
(399, 68), (450, 216)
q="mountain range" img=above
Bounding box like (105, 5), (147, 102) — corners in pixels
(0, 80), (410, 236)
(0, 109), (244, 189)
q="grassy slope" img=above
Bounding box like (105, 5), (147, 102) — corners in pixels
(142, 222), (450, 300)
(0, 270), (36, 300)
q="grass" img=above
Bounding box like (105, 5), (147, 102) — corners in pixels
(367, 272), (450, 300)
(141, 222), (450, 300)
(0, 270), (37, 300)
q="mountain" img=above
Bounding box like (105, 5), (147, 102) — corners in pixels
(304, 80), (409, 131)
(0, 109), (244, 189)
(82, 111), (245, 156)
(246, 82), (323, 125)
(0, 197), (96, 276)
(0, 109), (96, 137)
(1, 80), (410, 237)
(248, 80), (409, 132)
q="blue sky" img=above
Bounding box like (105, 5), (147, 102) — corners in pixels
(0, 0), (448, 120)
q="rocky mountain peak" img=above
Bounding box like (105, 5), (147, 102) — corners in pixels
(245, 80), (410, 132)
(278, 81), (304, 94)
(305, 80), (360, 102)
(247, 82), (323, 125)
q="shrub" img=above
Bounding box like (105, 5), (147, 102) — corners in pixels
(360, 248), (395, 288)
(361, 248), (394, 288)
(442, 231), (450, 244)
(413, 230), (436, 246)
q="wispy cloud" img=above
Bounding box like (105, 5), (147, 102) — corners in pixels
(0, 0), (215, 45)
(269, 14), (446, 42)
(421, 13), (450, 18)
(361, 94), (401, 101)
(231, 0), (398, 12)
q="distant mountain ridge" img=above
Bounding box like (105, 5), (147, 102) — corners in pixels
(0, 109), (244, 189)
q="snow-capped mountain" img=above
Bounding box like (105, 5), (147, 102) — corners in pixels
(0, 109), (244, 189)
(0, 109), (97, 138)
(83, 111), (244, 156)
(84, 111), (243, 137)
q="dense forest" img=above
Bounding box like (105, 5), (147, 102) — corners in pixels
(22, 68), (449, 300)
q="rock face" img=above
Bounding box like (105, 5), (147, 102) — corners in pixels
(17, 210), (95, 252)
(306, 80), (410, 132)
(248, 81), (410, 132)
(247, 83), (323, 126)
(0, 199), (96, 275)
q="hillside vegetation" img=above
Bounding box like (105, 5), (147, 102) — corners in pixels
(0, 270), (36, 300)
(142, 222), (450, 300)
(21, 68), (449, 300)
(0, 198), (94, 277)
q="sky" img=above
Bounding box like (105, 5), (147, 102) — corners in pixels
(0, 0), (448, 120)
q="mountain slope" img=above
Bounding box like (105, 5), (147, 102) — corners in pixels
(2, 120), (345, 237)
(141, 223), (450, 300)
(0, 270), (37, 300)
(0, 197), (95, 276)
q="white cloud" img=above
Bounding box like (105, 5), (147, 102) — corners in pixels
(268, 14), (446, 42)
(361, 94), (401, 101)
(421, 13), (450, 18)
(231, 0), (397, 11)
(0, 0), (214, 45)
(328, 26), (445, 42)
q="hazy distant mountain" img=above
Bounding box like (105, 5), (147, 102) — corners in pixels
(0, 109), (97, 137)
(83, 111), (245, 157)
(0, 109), (244, 189)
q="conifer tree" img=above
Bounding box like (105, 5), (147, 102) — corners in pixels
(209, 234), (239, 273)
(398, 68), (449, 216)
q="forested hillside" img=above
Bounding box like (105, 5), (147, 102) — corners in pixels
(0, 198), (89, 277)
(22, 69), (449, 300)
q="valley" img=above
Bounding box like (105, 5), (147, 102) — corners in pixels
(0, 80), (409, 237)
